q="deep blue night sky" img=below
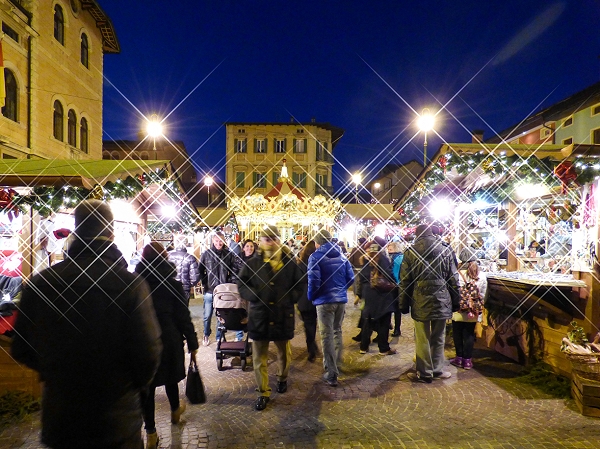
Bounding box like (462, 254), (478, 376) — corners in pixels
(99, 0), (600, 191)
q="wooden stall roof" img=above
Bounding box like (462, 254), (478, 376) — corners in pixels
(0, 159), (171, 189)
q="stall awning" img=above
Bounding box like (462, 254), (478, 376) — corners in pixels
(343, 203), (399, 221)
(0, 159), (171, 189)
(197, 207), (234, 228)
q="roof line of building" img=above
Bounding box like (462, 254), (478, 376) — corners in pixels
(81, 0), (120, 54)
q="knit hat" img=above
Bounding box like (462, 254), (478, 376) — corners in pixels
(387, 241), (406, 254)
(314, 229), (332, 245)
(260, 225), (280, 240)
(373, 236), (387, 248)
(74, 200), (114, 240)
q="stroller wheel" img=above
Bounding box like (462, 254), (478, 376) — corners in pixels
(217, 357), (224, 371)
(241, 358), (247, 371)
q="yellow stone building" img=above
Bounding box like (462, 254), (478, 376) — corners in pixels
(225, 121), (344, 199)
(0, 0), (118, 160)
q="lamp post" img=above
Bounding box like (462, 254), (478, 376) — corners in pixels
(352, 173), (362, 203)
(417, 108), (435, 166)
(146, 113), (163, 151)
(204, 176), (214, 205)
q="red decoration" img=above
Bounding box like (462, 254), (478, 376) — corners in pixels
(0, 189), (19, 221)
(554, 161), (577, 193)
(396, 207), (405, 216)
(438, 155), (448, 173)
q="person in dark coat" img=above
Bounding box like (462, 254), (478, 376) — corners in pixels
(230, 238), (258, 341)
(297, 240), (319, 362)
(135, 242), (199, 449)
(11, 200), (162, 449)
(199, 231), (234, 346)
(168, 234), (200, 305)
(237, 226), (303, 411)
(357, 241), (398, 355)
(400, 223), (460, 383)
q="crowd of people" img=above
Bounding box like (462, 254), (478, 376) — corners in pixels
(10, 200), (485, 448)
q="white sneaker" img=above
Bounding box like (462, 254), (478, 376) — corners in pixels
(433, 371), (452, 379)
(202, 336), (210, 346)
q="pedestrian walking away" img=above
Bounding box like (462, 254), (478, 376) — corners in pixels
(357, 238), (398, 356)
(168, 234), (200, 306)
(237, 225), (303, 411)
(11, 200), (162, 449)
(136, 242), (200, 449)
(400, 223), (460, 383)
(308, 230), (354, 386)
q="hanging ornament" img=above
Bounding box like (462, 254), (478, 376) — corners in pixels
(583, 183), (596, 228)
(481, 159), (494, 173)
(396, 207), (404, 216)
(554, 161), (577, 193)
(415, 182), (427, 198)
(89, 184), (105, 200)
(0, 189), (19, 221)
(438, 155), (448, 173)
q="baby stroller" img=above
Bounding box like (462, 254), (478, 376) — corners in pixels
(213, 283), (252, 371)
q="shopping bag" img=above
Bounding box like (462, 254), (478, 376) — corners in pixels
(185, 358), (206, 404)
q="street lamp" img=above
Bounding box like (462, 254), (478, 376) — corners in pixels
(146, 113), (163, 150)
(204, 176), (214, 205)
(352, 173), (362, 203)
(417, 108), (435, 166)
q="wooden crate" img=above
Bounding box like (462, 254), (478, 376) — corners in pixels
(571, 371), (600, 417)
(0, 336), (41, 398)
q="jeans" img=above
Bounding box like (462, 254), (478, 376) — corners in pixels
(140, 384), (180, 433)
(252, 340), (291, 397)
(413, 319), (447, 378)
(316, 302), (346, 380)
(452, 320), (477, 359)
(203, 292), (219, 339)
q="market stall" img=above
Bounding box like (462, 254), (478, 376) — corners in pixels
(396, 142), (600, 374)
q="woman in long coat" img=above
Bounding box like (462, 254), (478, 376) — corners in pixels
(135, 242), (199, 449)
(357, 242), (398, 355)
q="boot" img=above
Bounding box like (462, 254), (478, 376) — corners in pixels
(463, 358), (473, 370)
(147, 431), (159, 449)
(449, 356), (463, 368)
(171, 402), (186, 424)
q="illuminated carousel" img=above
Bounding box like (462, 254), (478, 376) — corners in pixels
(228, 160), (342, 241)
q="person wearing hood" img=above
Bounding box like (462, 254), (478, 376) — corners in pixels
(12, 200), (162, 449)
(168, 234), (200, 305)
(307, 230), (355, 387)
(135, 242), (199, 449)
(199, 231), (234, 346)
(237, 226), (303, 411)
(400, 223), (460, 383)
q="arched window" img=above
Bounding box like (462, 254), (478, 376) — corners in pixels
(102, 151), (110, 160)
(1, 69), (18, 122)
(80, 117), (88, 153)
(54, 5), (65, 45)
(111, 151), (120, 160)
(67, 110), (77, 146)
(80, 33), (89, 68)
(53, 100), (64, 141)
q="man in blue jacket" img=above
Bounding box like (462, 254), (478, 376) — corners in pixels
(308, 230), (354, 387)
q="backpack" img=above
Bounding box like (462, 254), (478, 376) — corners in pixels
(458, 272), (483, 316)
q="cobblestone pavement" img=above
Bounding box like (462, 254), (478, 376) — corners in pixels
(2, 293), (600, 448)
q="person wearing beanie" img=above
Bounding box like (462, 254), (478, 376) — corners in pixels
(168, 234), (199, 306)
(307, 229), (355, 387)
(237, 225), (303, 411)
(400, 223), (460, 383)
(12, 200), (162, 449)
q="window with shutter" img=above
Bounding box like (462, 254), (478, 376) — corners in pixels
(236, 172), (245, 188)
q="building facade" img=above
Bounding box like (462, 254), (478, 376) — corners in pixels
(1, 0), (118, 160)
(369, 160), (422, 204)
(487, 81), (600, 148)
(102, 138), (198, 186)
(225, 121), (343, 198)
